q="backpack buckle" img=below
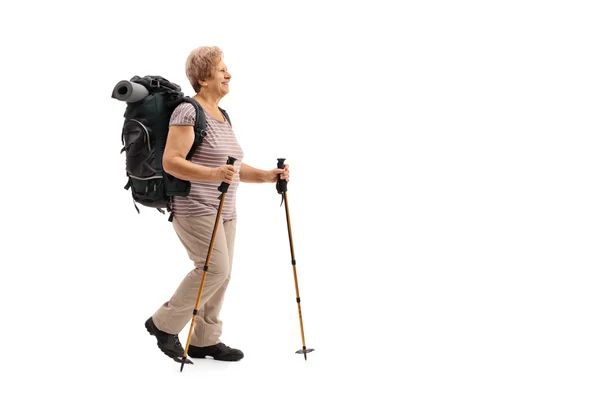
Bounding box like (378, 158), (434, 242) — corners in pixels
(149, 78), (160, 88)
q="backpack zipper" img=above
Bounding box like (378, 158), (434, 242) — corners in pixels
(126, 119), (151, 152)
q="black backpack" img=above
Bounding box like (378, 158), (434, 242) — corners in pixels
(112, 75), (231, 221)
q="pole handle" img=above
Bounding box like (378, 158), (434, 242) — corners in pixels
(276, 158), (287, 194)
(218, 156), (237, 194)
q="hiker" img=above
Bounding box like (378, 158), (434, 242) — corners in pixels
(144, 46), (290, 362)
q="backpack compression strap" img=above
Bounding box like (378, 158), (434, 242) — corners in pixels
(131, 75), (182, 93)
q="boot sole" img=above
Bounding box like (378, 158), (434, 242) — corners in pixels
(189, 354), (242, 361)
(188, 347), (244, 361)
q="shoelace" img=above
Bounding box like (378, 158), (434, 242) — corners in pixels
(173, 336), (184, 351)
(215, 343), (234, 352)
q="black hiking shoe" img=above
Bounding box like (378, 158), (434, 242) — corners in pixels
(188, 343), (244, 361)
(145, 317), (193, 364)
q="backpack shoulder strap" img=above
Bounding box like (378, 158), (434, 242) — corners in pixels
(180, 96), (207, 160)
(219, 107), (232, 126)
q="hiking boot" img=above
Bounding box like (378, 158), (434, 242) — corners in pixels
(145, 317), (193, 364)
(188, 342), (244, 361)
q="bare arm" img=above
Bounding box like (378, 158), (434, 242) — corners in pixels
(239, 163), (269, 183)
(163, 125), (234, 183)
(240, 162), (289, 183)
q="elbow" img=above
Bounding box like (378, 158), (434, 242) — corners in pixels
(163, 156), (176, 176)
(163, 155), (188, 180)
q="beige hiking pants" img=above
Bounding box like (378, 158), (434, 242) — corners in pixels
(152, 214), (236, 347)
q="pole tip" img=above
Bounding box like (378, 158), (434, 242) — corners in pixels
(178, 355), (193, 371)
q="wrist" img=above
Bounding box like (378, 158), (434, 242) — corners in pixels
(210, 167), (219, 182)
(262, 169), (271, 183)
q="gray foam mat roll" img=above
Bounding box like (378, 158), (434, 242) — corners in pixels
(111, 80), (149, 103)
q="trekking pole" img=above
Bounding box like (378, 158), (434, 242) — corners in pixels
(179, 155), (237, 372)
(276, 158), (314, 360)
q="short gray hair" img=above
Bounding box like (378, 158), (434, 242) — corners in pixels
(185, 46), (224, 93)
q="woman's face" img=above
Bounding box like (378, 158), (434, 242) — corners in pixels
(202, 59), (231, 96)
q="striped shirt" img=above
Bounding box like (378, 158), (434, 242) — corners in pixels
(169, 102), (244, 220)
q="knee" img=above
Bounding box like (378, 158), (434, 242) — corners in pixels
(193, 259), (229, 283)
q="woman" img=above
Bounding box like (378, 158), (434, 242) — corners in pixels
(144, 46), (289, 363)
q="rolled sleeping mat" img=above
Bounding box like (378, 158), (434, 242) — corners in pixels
(111, 80), (150, 103)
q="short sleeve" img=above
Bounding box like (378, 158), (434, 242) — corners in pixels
(169, 102), (196, 126)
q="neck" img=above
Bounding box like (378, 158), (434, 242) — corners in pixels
(195, 90), (221, 109)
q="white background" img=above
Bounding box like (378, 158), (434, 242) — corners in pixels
(1, 0), (599, 399)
